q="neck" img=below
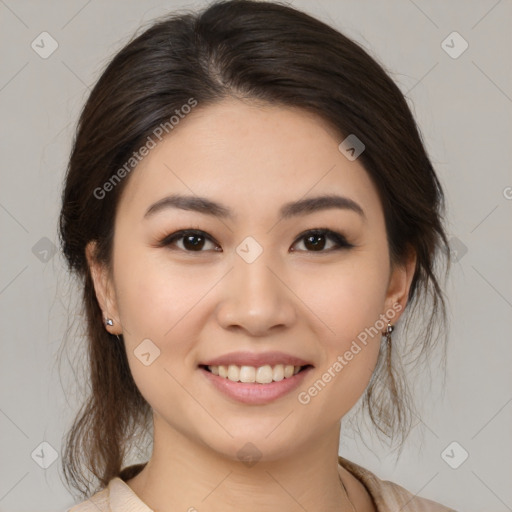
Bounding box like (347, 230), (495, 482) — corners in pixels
(126, 416), (357, 512)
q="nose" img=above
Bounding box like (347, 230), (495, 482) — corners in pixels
(215, 249), (297, 337)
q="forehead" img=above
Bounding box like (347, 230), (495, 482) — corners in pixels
(117, 98), (381, 222)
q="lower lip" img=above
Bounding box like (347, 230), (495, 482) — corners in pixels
(199, 366), (313, 405)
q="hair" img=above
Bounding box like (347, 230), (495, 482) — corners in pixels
(58, 0), (451, 500)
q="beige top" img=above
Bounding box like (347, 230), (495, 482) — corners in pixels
(67, 456), (457, 511)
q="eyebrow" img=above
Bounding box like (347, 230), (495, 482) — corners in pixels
(144, 193), (365, 221)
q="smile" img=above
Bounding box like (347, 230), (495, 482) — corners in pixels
(204, 364), (308, 383)
(199, 364), (313, 405)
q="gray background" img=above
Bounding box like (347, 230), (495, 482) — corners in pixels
(1, 0), (511, 511)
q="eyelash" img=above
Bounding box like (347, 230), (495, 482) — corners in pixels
(157, 228), (354, 254)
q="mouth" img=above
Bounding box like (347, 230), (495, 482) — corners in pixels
(199, 363), (313, 384)
(198, 353), (314, 405)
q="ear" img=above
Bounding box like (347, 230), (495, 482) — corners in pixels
(383, 245), (417, 324)
(85, 241), (122, 335)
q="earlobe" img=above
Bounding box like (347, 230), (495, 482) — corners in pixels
(85, 241), (122, 334)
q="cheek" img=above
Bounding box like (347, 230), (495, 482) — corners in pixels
(294, 253), (388, 412)
(113, 257), (210, 420)
(324, 283), (383, 371)
(114, 246), (210, 339)
(112, 248), (199, 373)
(297, 250), (389, 343)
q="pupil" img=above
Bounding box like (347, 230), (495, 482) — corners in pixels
(305, 234), (325, 251)
(184, 234), (204, 250)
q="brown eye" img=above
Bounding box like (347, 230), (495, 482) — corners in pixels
(291, 229), (353, 252)
(181, 233), (207, 251)
(158, 228), (353, 254)
(303, 233), (329, 251)
(159, 230), (220, 252)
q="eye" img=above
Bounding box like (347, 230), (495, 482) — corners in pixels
(158, 228), (353, 253)
(291, 229), (354, 252)
(157, 229), (220, 252)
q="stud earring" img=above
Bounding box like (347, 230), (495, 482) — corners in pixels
(104, 317), (122, 341)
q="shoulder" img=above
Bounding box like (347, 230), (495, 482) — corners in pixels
(66, 485), (110, 512)
(338, 456), (459, 512)
(66, 474), (153, 512)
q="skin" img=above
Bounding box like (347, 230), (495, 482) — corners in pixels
(87, 97), (416, 512)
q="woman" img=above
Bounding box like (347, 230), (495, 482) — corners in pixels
(60, 1), (455, 510)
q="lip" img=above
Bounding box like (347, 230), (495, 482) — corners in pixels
(200, 351), (312, 368)
(200, 365), (313, 405)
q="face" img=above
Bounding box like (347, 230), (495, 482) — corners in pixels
(87, 98), (415, 463)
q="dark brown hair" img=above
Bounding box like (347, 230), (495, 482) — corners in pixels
(58, 0), (450, 500)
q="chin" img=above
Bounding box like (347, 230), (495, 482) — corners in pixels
(195, 426), (308, 466)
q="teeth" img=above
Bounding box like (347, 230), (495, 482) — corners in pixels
(239, 365), (256, 383)
(256, 365), (273, 384)
(206, 364), (303, 383)
(273, 364), (284, 381)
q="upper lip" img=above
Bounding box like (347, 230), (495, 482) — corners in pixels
(200, 351), (313, 368)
